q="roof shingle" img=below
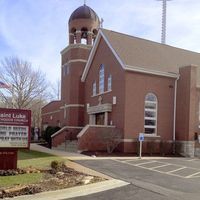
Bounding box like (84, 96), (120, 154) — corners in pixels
(101, 29), (200, 75)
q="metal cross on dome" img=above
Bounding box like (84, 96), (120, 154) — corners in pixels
(84, 0), (86, 5)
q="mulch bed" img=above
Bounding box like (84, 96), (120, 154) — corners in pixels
(0, 164), (104, 199)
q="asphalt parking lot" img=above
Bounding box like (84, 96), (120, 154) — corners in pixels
(114, 157), (200, 179)
(72, 157), (200, 200)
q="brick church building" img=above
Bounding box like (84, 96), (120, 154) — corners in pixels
(42, 4), (200, 157)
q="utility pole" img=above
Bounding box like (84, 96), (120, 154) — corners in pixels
(157, 0), (172, 44)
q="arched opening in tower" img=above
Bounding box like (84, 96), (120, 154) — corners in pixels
(81, 27), (88, 45)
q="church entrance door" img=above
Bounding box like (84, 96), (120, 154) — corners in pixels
(96, 113), (104, 125)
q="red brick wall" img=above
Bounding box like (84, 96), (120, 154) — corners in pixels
(77, 125), (173, 155)
(61, 46), (91, 65)
(123, 140), (173, 155)
(84, 38), (126, 130)
(60, 46), (91, 127)
(195, 88), (200, 134)
(124, 71), (175, 141)
(78, 126), (119, 151)
(176, 65), (197, 141)
(42, 101), (62, 128)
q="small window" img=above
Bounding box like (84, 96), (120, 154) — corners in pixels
(63, 65), (69, 76)
(99, 64), (104, 93)
(144, 93), (157, 134)
(92, 82), (96, 96)
(108, 74), (112, 91)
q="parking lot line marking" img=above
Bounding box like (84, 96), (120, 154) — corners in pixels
(113, 159), (200, 179)
(134, 161), (157, 166)
(167, 167), (186, 173)
(185, 171), (200, 178)
(123, 160), (139, 163)
(186, 159), (199, 162)
(120, 160), (131, 163)
(150, 164), (171, 169)
(189, 175), (200, 178)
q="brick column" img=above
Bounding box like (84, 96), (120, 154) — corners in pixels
(87, 31), (93, 45)
(176, 65), (198, 156)
(76, 30), (81, 44)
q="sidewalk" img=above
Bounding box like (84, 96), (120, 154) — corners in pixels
(30, 143), (88, 158)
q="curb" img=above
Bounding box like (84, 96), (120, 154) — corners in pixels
(12, 179), (129, 200)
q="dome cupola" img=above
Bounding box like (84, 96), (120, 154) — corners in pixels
(68, 4), (100, 45)
(69, 4), (99, 23)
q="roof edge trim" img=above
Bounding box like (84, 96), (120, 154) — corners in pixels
(125, 65), (179, 78)
(81, 30), (102, 82)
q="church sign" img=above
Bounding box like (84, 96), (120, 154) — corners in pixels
(0, 108), (31, 148)
(0, 108), (31, 170)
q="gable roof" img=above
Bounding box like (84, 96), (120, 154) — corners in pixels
(81, 28), (200, 81)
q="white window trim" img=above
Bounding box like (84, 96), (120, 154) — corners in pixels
(99, 64), (104, 94)
(144, 117), (156, 120)
(92, 81), (96, 96)
(144, 93), (158, 135)
(91, 90), (112, 97)
(108, 74), (112, 91)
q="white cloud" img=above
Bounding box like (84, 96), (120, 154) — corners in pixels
(0, 0), (200, 85)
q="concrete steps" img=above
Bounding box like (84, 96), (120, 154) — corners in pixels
(52, 140), (78, 152)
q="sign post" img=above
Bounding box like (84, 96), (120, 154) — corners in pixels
(0, 108), (31, 170)
(139, 133), (144, 159)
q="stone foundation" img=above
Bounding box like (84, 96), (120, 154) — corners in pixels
(194, 141), (200, 157)
(175, 141), (195, 157)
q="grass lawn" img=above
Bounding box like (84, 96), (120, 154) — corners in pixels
(18, 149), (65, 168)
(0, 149), (67, 188)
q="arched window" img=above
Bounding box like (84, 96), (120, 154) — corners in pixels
(99, 64), (104, 93)
(144, 93), (158, 134)
(92, 81), (96, 96)
(108, 74), (112, 91)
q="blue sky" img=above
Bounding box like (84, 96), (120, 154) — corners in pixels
(0, 0), (200, 85)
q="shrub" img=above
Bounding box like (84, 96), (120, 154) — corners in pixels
(50, 160), (64, 171)
(42, 126), (61, 148)
(97, 128), (122, 154)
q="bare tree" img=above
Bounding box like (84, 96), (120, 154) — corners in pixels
(97, 128), (122, 153)
(29, 98), (47, 128)
(0, 57), (49, 109)
(50, 79), (61, 100)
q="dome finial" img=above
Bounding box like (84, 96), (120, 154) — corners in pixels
(84, 0), (86, 5)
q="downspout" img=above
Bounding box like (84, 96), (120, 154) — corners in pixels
(173, 75), (180, 153)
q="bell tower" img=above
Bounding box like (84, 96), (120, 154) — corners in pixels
(60, 4), (100, 127)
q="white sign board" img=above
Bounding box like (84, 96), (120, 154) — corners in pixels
(0, 125), (29, 148)
(0, 108), (31, 148)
